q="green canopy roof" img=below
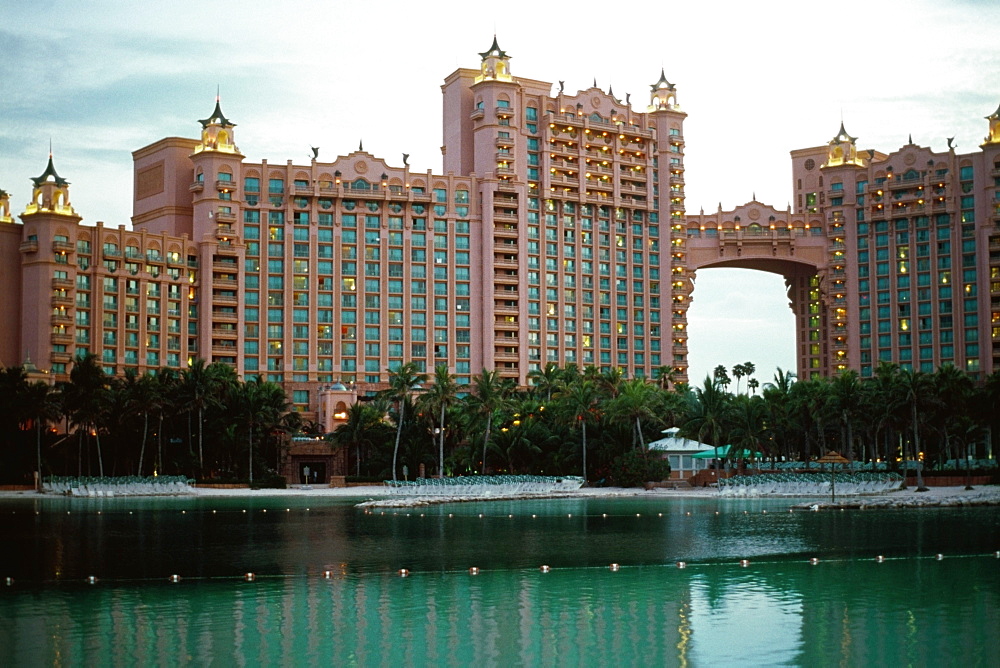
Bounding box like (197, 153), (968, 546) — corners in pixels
(691, 444), (762, 459)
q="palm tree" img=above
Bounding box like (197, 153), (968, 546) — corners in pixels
(830, 370), (863, 463)
(604, 378), (661, 450)
(419, 364), (458, 477)
(327, 402), (383, 477)
(465, 369), (507, 474)
(63, 353), (109, 476)
(713, 365), (731, 392)
(527, 362), (562, 402)
(653, 365), (676, 391)
(180, 359), (215, 474)
(386, 362), (427, 481)
(683, 376), (732, 468)
(897, 368), (932, 491)
(557, 377), (600, 481)
(22, 380), (60, 486)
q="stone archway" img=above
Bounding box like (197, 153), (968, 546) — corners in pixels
(677, 202), (843, 380)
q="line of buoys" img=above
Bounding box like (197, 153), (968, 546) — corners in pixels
(5, 550), (994, 588)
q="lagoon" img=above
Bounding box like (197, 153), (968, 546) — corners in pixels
(1, 494), (998, 666)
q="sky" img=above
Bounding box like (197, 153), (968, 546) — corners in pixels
(1, 0), (998, 386)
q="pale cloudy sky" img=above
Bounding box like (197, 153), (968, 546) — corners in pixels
(1, 0), (997, 385)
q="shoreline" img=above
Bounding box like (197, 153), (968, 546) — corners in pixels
(1, 484), (997, 509)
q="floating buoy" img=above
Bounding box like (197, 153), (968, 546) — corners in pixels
(242, 510), (247, 514)
(676, 561), (687, 569)
(762, 510), (767, 514)
(262, 509), (267, 513)
(875, 556), (885, 563)
(809, 558), (819, 566)
(508, 514), (513, 518)
(211, 510), (216, 514)
(567, 514), (572, 518)
(995, 551), (1000, 558)
(715, 511), (719, 515)
(532, 514), (537, 518)
(86, 575), (97, 585)
(244, 572), (256, 581)
(636, 513), (641, 517)
(4, 577), (12, 586)
(685, 511), (691, 516)
(398, 569), (409, 577)
(469, 567), (480, 575)
(602, 513), (607, 518)
(323, 570), (334, 578)
(539, 565), (551, 573)
(739, 559), (750, 567)
(479, 514), (484, 518)
(658, 513), (663, 517)
(169, 574), (181, 583)
(935, 554), (944, 561)
(286, 509), (290, 512)
(609, 563), (620, 572)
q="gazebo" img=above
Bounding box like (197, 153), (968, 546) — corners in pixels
(647, 427), (716, 480)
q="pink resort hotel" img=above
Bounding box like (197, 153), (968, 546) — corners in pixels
(2, 39), (999, 428)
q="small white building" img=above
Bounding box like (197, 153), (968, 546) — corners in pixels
(647, 427), (715, 480)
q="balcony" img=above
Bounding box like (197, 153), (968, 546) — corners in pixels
(52, 240), (74, 254)
(51, 331), (73, 345)
(51, 294), (73, 307)
(213, 293), (238, 304)
(470, 107), (485, 121)
(494, 287), (519, 299)
(215, 180), (236, 192)
(212, 277), (238, 288)
(212, 328), (238, 338)
(50, 350), (73, 364)
(496, 180), (517, 192)
(211, 310), (239, 322)
(215, 210), (236, 224)
(190, 180), (204, 192)
(291, 184), (312, 196)
(493, 208), (519, 222)
(51, 313), (72, 325)
(494, 241), (518, 253)
(19, 239), (38, 253)
(493, 256), (518, 269)
(494, 335), (519, 345)
(494, 318), (519, 330)
(493, 303), (519, 315)
(493, 222), (518, 237)
(51, 277), (74, 289)
(494, 350), (519, 362)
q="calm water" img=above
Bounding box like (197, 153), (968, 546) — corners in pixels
(1, 494), (999, 666)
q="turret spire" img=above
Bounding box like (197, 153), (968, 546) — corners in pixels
(475, 35), (513, 83)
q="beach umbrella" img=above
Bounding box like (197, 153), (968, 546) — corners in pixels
(816, 451), (850, 503)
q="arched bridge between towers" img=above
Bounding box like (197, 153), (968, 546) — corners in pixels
(675, 201), (843, 378)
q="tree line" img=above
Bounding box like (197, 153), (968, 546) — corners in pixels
(2, 356), (998, 486)
(0, 353), (297, 484)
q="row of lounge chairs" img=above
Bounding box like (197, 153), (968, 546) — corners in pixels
(716, 472), (904, 497)
(384, 475), (585, 496)
(43, 476), (196, 497)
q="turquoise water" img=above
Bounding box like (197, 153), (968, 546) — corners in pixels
(1, 495), (999, 666)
